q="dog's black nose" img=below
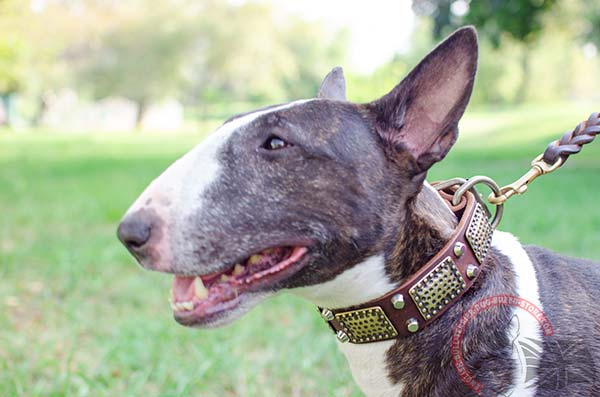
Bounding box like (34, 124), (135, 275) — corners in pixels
(118, 212), (152, 252)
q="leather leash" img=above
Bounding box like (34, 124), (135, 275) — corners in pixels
(489, 111), (600, 205)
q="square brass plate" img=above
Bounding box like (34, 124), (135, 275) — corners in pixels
(334, 307), (398, 344)
(409, 257), (466, 320)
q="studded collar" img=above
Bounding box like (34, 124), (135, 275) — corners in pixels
(318, 188), (494, 344)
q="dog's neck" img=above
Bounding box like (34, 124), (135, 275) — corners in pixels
(292, 182), (459, 396)
(413, 182), (457, 240)
(386, 182), (458, 282)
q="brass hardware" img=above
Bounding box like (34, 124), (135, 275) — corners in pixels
(466, 264), (478, 279)
(434, 176), (503, 229)
(336, 330), (350, 343)
(391, 293), (405, 309)
(453, 242), (465, 257)
(465, 204), (494, 264)
(321, 308), (334, 321)
(488, 154), (564, 206)
(407, 318), (419, 333)
(452, 176), (503, 229)
(432, 177), (467, 193)
(409, 257), (466, 321)
(333, 307), (398, 343)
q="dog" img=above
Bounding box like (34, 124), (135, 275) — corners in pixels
(117, 27), (600, 396)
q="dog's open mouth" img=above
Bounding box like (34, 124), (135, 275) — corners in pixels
(170, 246), (308, 325)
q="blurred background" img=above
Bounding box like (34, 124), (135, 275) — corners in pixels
(1, 0), (599, 396)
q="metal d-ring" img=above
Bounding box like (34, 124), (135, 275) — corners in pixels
(452, 176), (504, 229)
(432, 178), (467, 192)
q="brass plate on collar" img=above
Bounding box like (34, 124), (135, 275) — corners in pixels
(334, 307), (398, 344)
(466, 204), (494, 264)
(409, 257), (466, 321)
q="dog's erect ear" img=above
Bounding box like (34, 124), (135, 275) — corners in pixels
(317, 67), (346, 101)
(368, 27), (478, 174)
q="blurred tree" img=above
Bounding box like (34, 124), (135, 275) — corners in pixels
(76, 4), (196, 124)
(0, 0), (27, 124)
(413, 0), (559, 43)
(0, 35), (25, 94)
(0, 36), (26, 124)
(0, 0), (108, 125)
(188, 1), (296, 105)
(413, 0), (559, 102)
(185, 1), (347, 107)
(581, 0), (600, 48)
(280, 19), (349, 99)
(74, 0), (348, 122)
(346, 57), (408, 103)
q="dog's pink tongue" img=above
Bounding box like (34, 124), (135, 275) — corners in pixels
(173, 276), (195, 302)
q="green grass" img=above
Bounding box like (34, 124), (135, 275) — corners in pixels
(0, 102), (599, 396)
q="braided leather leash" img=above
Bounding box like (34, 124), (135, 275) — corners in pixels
(543, 111), (600, 165)
(488, 111), (600, 206)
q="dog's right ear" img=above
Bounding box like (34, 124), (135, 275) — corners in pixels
(317, 67), (346, 101)
(367, 27), (478, 176)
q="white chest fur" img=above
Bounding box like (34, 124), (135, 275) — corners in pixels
(337, 339), (402, 397)
(492, 231), (544, 397)
(292, 255), (405, 397)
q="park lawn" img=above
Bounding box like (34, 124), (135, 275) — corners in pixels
(0, 102), (599, 397)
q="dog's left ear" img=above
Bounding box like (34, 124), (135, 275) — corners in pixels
(317, 67), (346, 101)
(368, 27), (478, 174)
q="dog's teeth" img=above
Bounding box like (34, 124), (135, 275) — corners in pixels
(233, 264), (245, 275)
(248, 254), (262, 265)
(171, 300), (194, 312)
(194, 277), (209, 299)
(263, 248), (274, 254)
(220, 274), (230, 282)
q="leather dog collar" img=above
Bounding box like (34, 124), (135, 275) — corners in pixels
(318, 188), (494, 343)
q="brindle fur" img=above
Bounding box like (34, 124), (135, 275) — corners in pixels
(526, 247), (600, 396)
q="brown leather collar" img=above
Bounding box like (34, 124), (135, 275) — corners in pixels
(318, 188), (494, 343)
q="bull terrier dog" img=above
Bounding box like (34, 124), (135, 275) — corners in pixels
(118, 27), (600, 396)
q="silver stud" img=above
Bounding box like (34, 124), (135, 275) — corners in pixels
(466, 264), (478, 279)
(453, 242), (465, 257)
(336, 330), (350, 343)
(407, 318), (419, 333)
(320, 309), (334, 321)
(391, 293), (405, 309)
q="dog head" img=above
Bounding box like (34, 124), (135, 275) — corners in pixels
(117, 27), (478, 327)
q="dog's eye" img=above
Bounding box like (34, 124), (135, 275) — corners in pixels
(263, 136), (291, 150)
